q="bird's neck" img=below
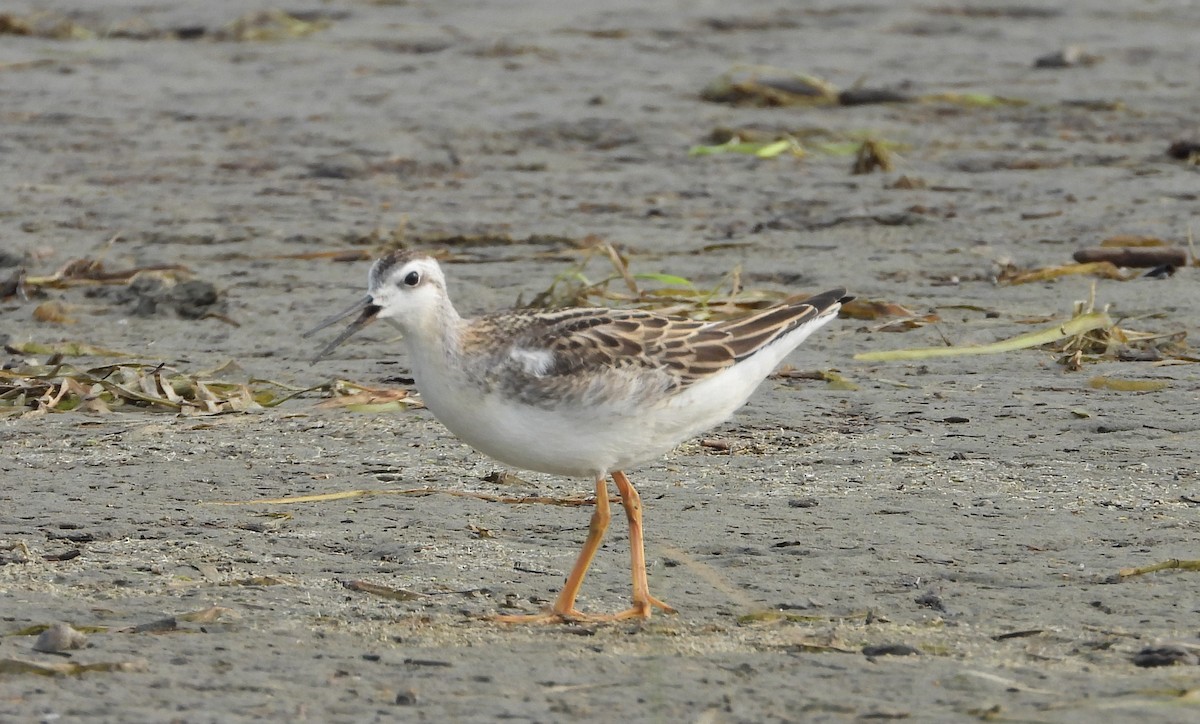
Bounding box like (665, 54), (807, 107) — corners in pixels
(405, 296), (467, 372)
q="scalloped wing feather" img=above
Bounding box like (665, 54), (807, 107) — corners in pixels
(462, 289), (848, 407)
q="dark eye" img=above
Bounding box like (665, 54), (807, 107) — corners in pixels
(403, 270), (420, 287)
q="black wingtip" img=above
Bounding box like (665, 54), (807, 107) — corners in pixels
(803, 288), (852, 312)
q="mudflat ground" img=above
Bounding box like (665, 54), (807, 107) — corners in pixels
(2, 1), (1198, 721)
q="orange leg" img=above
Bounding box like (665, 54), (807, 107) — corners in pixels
(494, 476), (611, 623)
(609, 470), (676, 619)
(494, 471), (677, 624)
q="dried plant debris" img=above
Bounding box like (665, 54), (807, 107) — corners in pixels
(840, 299), (939, 332)
(0, 361), (311, 416)
(22, 257), (190, 290)
(315, 380), (423, 412)
(177, 606), (232, 623)
(688, 134), (905, 170)
(387, 231), (585, 253)
(216, 10), (333, 41)
(858, 293), (1192, 366)
(0, 658), (148, 676)
(700, 69), (911, 108)
(1101, 234), (1184, 249)
(688, 135), (804, 159)
(270, 249), (375, 263)
(0, 9), (334, 42)
(1061, 322), (1191, 368)
(774, 367), (858, 390)
(524, 242), (811, 320)
(701, 67), (1024, 108)
(701, 67), (839, 106)
(855, 306), (1107, 362)
(994, 235), (1194, 284)
(13, 255), (228, 321)
(9, 623), (107, 637)
(997, 261), (1133, 285)
(0, 351), (415, 418)
(851, 139), (895, 174)
(700, 127), (796, 146)
(1109, 558), (1200, 582)
(0, 12), (92, 39)
(1, 540), (33, 563)
(697, 127), (906, 163)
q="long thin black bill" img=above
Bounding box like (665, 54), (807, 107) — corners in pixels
(303, 296), (374, 339)
(306, 298), (382, 364)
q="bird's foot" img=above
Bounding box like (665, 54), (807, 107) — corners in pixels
(604, 594), (677, 620)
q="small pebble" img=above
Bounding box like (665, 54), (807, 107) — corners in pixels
(1132, 645), (1199, 668)
(915, 591), (947, 612)
(1033, 45), (1100, 68)
(0, 248), (24, 267)
(309, 153), (370, 179)
(1167, 140), (1200, 162)
(838, 87), (913, 106)
(395, 689), (419, 705)
(862, 643), (921, 657)
(33, 622), (87, 653)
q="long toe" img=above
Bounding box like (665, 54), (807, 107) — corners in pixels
(598, 602), (659, 621)
(647, 594), (677, 614)
(574, 596), (678, 622)
(610, 594), (677, 620)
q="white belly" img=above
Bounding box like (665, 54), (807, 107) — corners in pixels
(417, 379), (679, 477)
(414, 356), (783, 479)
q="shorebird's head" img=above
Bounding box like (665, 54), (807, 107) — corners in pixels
(304, 250), (449, 362)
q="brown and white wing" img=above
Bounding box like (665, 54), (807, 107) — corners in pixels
(472, 288), (848, 404)
(702, 288), (850, 361)
(484, 307), (708, 395)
